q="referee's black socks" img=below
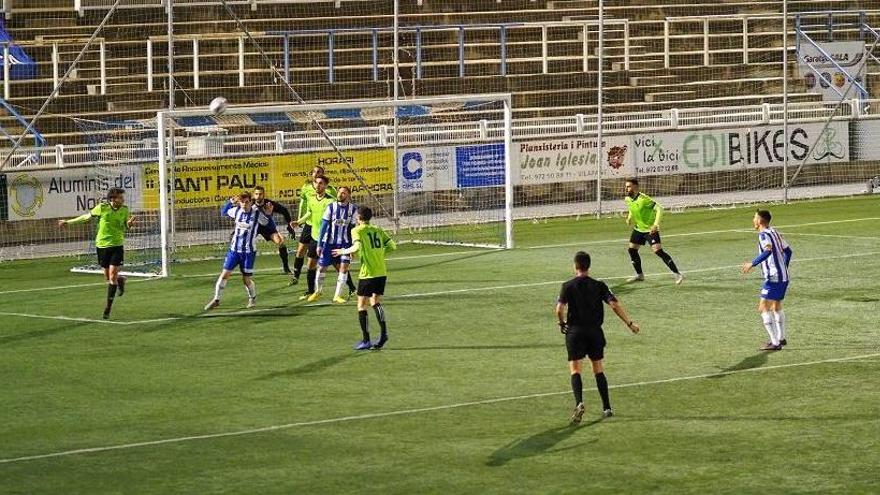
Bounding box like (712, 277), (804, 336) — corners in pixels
(571, 373), (583, 405)
(358, 310), (370, 342)
(655, 249), (679, 274)
(595, 372), (611, 411)
(628, 248), (643, 275)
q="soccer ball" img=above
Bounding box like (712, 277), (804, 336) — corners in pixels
(209, 96), (228, 116)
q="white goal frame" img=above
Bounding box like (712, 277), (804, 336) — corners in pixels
(156, 94), (514, 273)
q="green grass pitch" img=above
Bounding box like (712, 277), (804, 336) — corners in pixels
(1, 196), (879, 494)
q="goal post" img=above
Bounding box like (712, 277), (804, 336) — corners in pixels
(154, 94), (514, 273)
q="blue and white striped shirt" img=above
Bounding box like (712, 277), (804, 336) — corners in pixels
(222, 202), (272, 254)
(757, 227), (790, 283)
(321, 201), (358, 246)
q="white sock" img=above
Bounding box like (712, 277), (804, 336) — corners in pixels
(245, 280), (256, 299)
(773, 310), (786, 341)
(335, 272), (348, 298)
(761, 311), (778, 345)
(315, 269), (326, 293)
(214, 276), (227, 301)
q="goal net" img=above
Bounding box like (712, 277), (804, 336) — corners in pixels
(154, 95), (513, 271)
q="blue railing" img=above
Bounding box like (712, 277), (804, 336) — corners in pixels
(268, 23), (525, 84)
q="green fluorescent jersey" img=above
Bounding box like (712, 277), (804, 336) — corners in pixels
(351, 223), (396, 279)
(301, 194), (335, 230)
(298, 182), (338, 225)
(90, 202), (129, 248)
(625, 192), (658, 233)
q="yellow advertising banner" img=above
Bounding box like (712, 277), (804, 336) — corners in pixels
(143, 149), (394, 209)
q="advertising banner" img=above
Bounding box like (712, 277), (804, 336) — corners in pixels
(398, 147), (456, 193)
(798, 41), (867, 101)
(513, 136), (633, 185)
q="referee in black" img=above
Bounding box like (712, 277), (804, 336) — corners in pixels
(556, 251), (640, 424)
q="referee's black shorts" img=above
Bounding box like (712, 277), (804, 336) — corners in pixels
(257, 223), (279, 242)
(298, 224), (314, 244)
(96, 246), (124, 268)
(565, 325), (606, 362)
(629, 229), (661, 246)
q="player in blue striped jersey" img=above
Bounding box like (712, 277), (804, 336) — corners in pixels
(741, 209), (793, 351)
(204, 191), (275, 311)
(310, 186), (359, 303)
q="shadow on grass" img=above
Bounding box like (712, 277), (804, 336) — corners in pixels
(0, 321), (90, 345)
(487, 422), (601, 467)
(707, 352), (769, 379)
(387, 343), (560, 352)
(255, 352), (367, 380)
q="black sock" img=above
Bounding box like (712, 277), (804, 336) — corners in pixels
(279, 246), (290, 272)
(358, 310), (370, 342)
(106, 283), (118, 310)
(307, 268), (317, 293)
(347, 274), (356, 293)
(372, 303), (387, 334)
(571, 373), (583, 405)
(628, 247), (643, 275)
(655, 249), (679, 274)
(595, 372), (611, 410)
(293, 256), (304, 278)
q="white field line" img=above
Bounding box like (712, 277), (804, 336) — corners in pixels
(0, 351), (877, 465)
(3, 250), (879, 325)
(784, 232), (880, 241)
(529, 216), (880, 250)
(0, 278), (156, 296)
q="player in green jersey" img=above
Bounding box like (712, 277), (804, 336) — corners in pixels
(624, 178), (683, 284)
(333, 206), (396, 350)
(294, 175), (336, 300)
(290, 166), (338, 285)
(58, 187), (136, 319)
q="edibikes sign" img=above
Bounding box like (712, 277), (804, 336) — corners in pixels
(630, 121), (849, 176)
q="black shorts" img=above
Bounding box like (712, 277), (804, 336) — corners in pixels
(565, 326), (606, 362)
(96, 246), (124, 268)
(630, 229), (661, 246)
(299, 224), (313, 244)
(357, 276), (387, 297)
(307, 240), (319, 259)
(257, 224), (279, 242)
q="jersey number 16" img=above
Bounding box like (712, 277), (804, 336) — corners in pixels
(367, 232), (382, 248)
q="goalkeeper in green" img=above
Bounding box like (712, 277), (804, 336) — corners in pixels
(624, 178), (683, 284)
(58, 187), (136, 319)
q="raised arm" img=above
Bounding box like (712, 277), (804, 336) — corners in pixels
(272, 201), (292, 224)
(221, 199), (235, 218)
(58, 212), (92, 228)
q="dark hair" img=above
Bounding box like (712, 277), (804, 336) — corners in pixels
(106, 187), (125, 200)
(359, 206), (373, 222)
(625, 178), (639, 185)
(574, 251), (591, 271)
(254, 185), (265, 193)
(315, 175), (329, 185)
(238, 191), (252, 201)
(756, 209), (772, 224)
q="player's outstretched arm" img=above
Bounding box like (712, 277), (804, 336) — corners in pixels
(58, 213), (92, 228)
(126, 214), (136, 229)
(332, 240), (360, 257)
(608, 298), (639, 334)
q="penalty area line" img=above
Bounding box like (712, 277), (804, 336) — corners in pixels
(0, 351), (877, 465)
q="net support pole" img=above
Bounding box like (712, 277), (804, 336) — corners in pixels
(167, 0), (177, 251)
(157, 111), (170, 277)
(391, 0), (401, 233)
(596, 1), (605, 216)
(782, 0), (789, 203)
(503, 96), (514, 249)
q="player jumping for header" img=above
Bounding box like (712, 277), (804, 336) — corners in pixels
(204, 191), (274, 311)
(311, 186), (358, 303)
(58, 187), (136, 320)
(624, 178), (684, 284)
